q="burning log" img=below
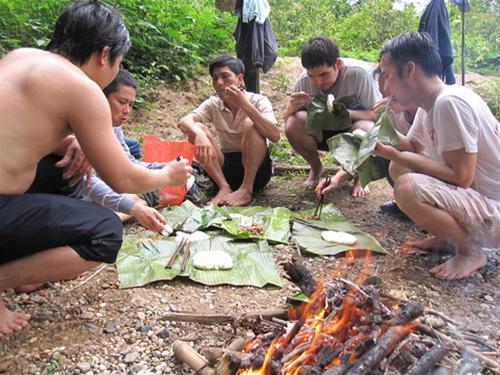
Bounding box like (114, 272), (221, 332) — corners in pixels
(386, 300), (424, 326)
(344, 326), (412, 375)
(283, 261), (318, 297)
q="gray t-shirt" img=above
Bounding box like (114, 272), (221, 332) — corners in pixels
(293, 58), (381, 110)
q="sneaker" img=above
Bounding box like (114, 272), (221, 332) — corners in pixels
(379, 200), (410, 220)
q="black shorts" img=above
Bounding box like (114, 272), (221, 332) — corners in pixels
(317, 130), (346, 151)
(222, 150), (272, 192)
(0, 156), (122, 265)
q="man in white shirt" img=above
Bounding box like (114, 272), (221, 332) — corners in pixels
(376, 32), (500, 280)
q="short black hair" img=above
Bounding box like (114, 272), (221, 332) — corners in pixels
(379, 32), (442, 78)
(301, 36), (340, 69)
(208, 55), (245, 76)
(103, 69), (137, 97)
(47, 0), (131, 65)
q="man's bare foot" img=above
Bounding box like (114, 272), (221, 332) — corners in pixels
(430, 250), (487, 280)
(0, 301), (31, 337)
(14, 283), (44, 293)
(222, 188), (252, 206)
(209, 186), (233, 205)
(304, 167), (323, 189)
(351, 183), (370, 197)
(406, 237), (455, 254)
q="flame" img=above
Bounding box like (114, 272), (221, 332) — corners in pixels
(238, 251), (413, 375)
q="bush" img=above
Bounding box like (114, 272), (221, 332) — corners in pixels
(0, 0), (234, 83)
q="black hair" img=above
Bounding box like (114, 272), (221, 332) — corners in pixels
(379, 32), (442, 78)
(208, 55), (245, 76)
(47, 0), (131, 65)
(301, 36), (340, 69)
(103, 69), (137, 97)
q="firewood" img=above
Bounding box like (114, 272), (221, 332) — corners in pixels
(172, 340), (215, 375)
(404, 343), (450, 375)
(344, 326), (412, 375)
(160, 308), (287, 325)
(386, 300), (424, 326)
(283, 261), (318, 297)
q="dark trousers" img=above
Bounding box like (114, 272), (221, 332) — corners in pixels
(0, 155), (122, 265)
(222, 150), (272, 192)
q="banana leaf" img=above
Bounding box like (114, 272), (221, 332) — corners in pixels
(216, 206), (293, 244)
(116, 234), (282, 288)
(160, 201), (227, 234)
(327, 106), (400, 187)
(292, 204), (386, 255)
(305, 95), (353, 131)
(292, 221), (386, 256)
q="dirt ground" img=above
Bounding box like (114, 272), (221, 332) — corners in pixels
(1, 57), (498, 374)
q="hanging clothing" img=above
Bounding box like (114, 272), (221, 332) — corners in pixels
(234, 0), (278, 93)
(242, 0), (270, 24)
(418, 0), (456, 84)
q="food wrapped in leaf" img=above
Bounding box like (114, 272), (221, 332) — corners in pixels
(305, 95), (361, 131)
(327, 105), (400, 187)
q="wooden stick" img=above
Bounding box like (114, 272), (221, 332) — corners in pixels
(180, 241), (191, 273)
(345, 326), (412, 375)
(172, 340), (215, 375)
(404, 343), (451, 375)
(161, 308), (288, 324)
(165, 237), (188, 268)
(416, 323), (500, 373)
(64, 264), (108, 293)
(424, 308), (460, 326)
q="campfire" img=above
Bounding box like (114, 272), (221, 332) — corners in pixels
(222, 252), (448, 375)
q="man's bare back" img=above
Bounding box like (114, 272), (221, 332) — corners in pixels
(0, 48), (105, 194)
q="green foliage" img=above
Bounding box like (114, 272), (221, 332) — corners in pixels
(449, 0), (499, 76)
(0, 0), (234, 82)
(270, 0), (418, 61)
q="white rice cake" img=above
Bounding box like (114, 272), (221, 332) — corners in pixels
(175, 231), (210, 242)
(192, 250), (234, 270)
(321, 230), (358, 245)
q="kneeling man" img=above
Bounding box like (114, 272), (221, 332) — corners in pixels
(376, 32), (500, 280)
(178, 55), (280, 206)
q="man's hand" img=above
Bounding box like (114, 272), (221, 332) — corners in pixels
(374, 141), (398, 160)
(55, 136), (93, 186)
(130, 203), (167, 232)
(193, 133), (215, 165)
(162, 158), (192, 186)
(220, 84), (247, 108)
(284, 91), (311, 120)
(373, 97), (390, 116)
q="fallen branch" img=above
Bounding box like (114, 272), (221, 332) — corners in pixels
(404, 343), (450, 375)
(161, 308), (287, 324)
(64, 264), (108, 293)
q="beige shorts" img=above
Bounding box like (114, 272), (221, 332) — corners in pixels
(409, 173), (500, 247)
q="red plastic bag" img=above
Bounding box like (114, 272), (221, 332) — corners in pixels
(142, 135), (195, 207)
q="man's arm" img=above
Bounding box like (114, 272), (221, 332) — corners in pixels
(52, 135), (93, 186)
(348, 108), (378, 122)
(375, 143), (476, 188)
(66, 82), (191, 193)
(283, 92), (311, 121)
(178, 113), (215, 165)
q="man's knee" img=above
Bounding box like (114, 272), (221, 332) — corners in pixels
(394, 173), (417, 209)
(284, 112), (307, 140)
(74, 208), (123, 264)
(389, 161), (411, 182)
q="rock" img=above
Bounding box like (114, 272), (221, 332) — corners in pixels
(77, 362), (92, 373)
(81, 311), (94, 320)
(104, 320), (118, 334)
(124, 351), (140, 364)
(483, 294), (494, 302)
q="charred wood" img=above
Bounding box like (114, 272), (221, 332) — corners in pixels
(283, 261), (318, 297)
(404, 343), (450, 375)
(386, 300), (424, 326)
(344, 326), (411, 375)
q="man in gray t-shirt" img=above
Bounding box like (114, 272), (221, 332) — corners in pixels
(284, 36), (381, 197)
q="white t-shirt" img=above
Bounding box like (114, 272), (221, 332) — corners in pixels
(193, 91), (277, 153)
(293, 58), (381, 110)
(409, 84), (500, 204)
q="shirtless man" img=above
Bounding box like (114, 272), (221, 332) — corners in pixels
(178, 55), (279, 206)
(284, 36), (381, 196)
(376, 32), (500, 279)
(0, 1), (191, 336)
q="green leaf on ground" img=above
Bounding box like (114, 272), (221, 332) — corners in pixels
(116, 234), (282, 288)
